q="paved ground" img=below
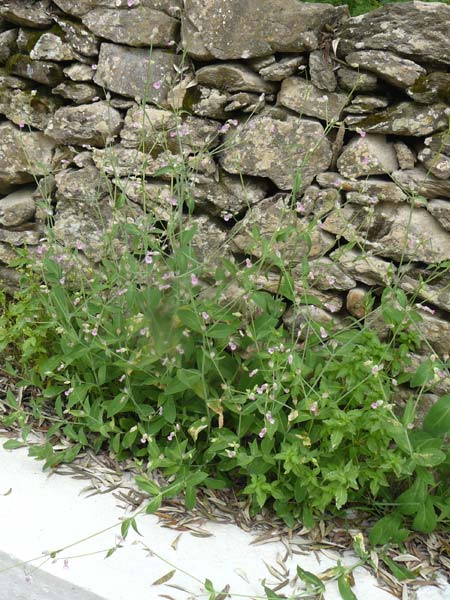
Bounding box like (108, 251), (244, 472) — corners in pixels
(0, 439), (448, 600)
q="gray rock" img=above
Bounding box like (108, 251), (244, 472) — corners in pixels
(183, 85), (229, 119)
(392, 167), (450, 200)
(337, 134), (398, 179)
(92, 145), (169, 177)
(29, 32), (76, 61)
(53, 16), (99, 57)
(120, 105), (219, 155)
(94, 43), (181, 104)
(309, 50), (336, 92)
(427, 200), (450, 231)
(278, 77), (348, 122)
(345, 50), (425, 89)
(230, 195), (335, 267)
(0, 1), (52, 29)
(337, 2), (450, 66)
(418, 147), (450, 180)
(53, 0), (181, 17)
(63, 62), (95, 81)
(82, 7), (179, 48)
(344, 95), (389, 114)
(195, 63), (276, 93)
(0, 187), (35, 227)
(224, 92), (266, 114)
(52, 82), (102, 104)
(188, 171), (269, 218)
(0, 122), (55, 194)
(346, 287), (369, 319)
(45, 101), (122, 147)
(220, 115), (332, 191)
(407, 72), (450, 105)
(297, 257), (356, 291)
(115, 178), (176, 221)
(54, 166), (110, 204)
(299, 186), (341, 218)
(399, 264), (450, 312)
(424, 132), (450, 157)
(336, 65), (378, 93)
(330, 246), (396, 286)
(253, 270), (343, 313)
(394, 142), (416, 170)
(317, 172), (408, 203)
(0, 71), (61, 130)
(324, 201), (450, 263)
(0, 227), (42, 246)
(182, 0), (348, 60)
(415, 312), (450, 357)
(259, 56), (307, 82)
(186, 214), (231, 270)
(349, 102), (448, 137)
(283, 304), (342, 340)
(6, 54), (65, 86)
(0, 28), (17, 64)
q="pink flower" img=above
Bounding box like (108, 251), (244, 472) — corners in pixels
(91, 64), (97, 70)
(191, 274), (199, 286)
(265, 411), (275, 425)
(356, 128), (366, 138)
(76, 240), (85, 251)
(223, 213), (232, 222)
(228, 119), (239, 127)
(226, 449), (236, 458)
(249, 369), (258, 377)
(319, 327), (328, 339)
(371, 364), (383, 376)
(167, 431), (175, 441)
(18, 120), (25, 129)
(245, 258), (252, 268)
(310, 401), (319, 414)
(371, 400), (383, 410)
(296, 202), (305, 213)
(415, 303), (435, 315)
(201, 311), (209, 320)
(153, 80), (161, 89)
(228, 341), (237, 351)
(64, 387), (74, 397)
(258, 427), (267, 439)
(287, 354), (293, 365)
(59, 277), (65, 285)
(63, 560), (69, 570)
(169, 130), (177, 138)
(158, 406), (163, 416)
(144, 252), (153, 264)
(91, 327), (98, 336)
(219, 123), (230, 134)
(127, 0), (135, 6)
(140, 433), (149, 444)
(140, 327), (149, 336)
(362, 156), (370, 165)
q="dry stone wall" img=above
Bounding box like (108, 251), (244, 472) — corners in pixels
(1, 0), (450, 372)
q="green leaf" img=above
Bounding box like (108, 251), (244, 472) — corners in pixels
(176, 307), (203, 333)
(412, 448), (446, 467)
(369, 513), (410, 546)
(135, 476), (161, 496)
(3, 439), (26, 450)
(263, 585), (284, 599)
(410, 360), (434, 388)
(296, 566), (325, 592)
(423, 394), (450, 435)
(413, 497), (437, 533)
(106, 393), (128, 418)
(338, 574), (358, 600)
(382, 556), (416, 581)
(185, 485), (197, 510)
(146, 495), (162, 514)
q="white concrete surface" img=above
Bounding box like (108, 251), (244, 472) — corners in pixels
(0, 439), (449, 600)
